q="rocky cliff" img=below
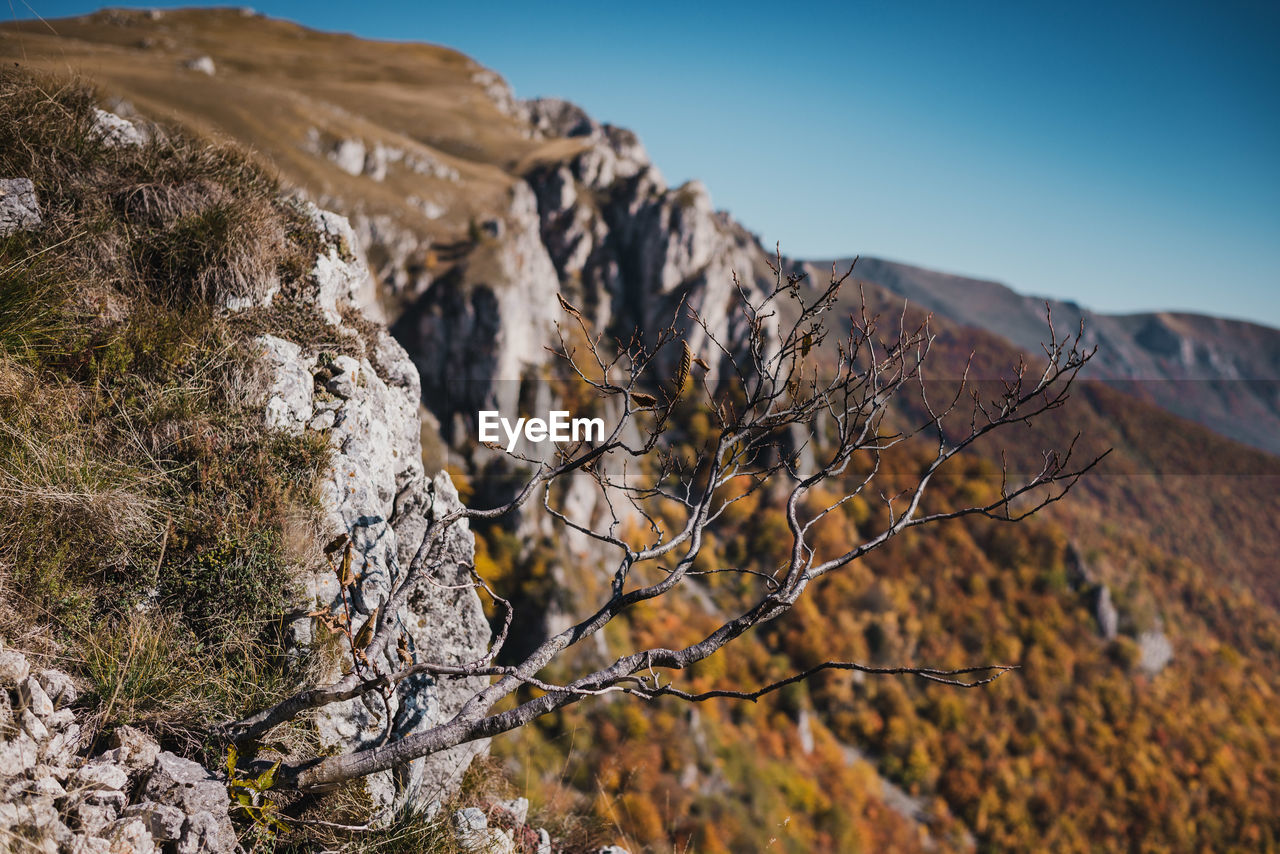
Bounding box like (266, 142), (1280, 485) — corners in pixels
(2, 93), (494, 845)
(4, 15), (1279, 854)
(249, 202), (492, 812)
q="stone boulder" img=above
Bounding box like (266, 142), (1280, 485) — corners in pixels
(1138, 629), (1173, 676)
(183, 55), (216, 75)
(142, 752), (236, 854)
(91, 108), (145, 148)
(0, 178), (42, 236)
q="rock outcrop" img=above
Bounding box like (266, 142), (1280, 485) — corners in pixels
(91, 108), (144, 148)
(254, 202), (491, 812)
(521, 100), (775, 387)
(0, 645), (235, 854)
(0, 178), (41, 236)
(392, 180), (562, 442)
(1137, 628), (1173, 676)
(182, 55), (215, 75)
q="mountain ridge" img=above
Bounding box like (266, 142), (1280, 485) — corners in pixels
(807, 255), (1280, 453)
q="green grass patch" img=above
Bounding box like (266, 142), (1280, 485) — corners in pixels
(0, 66), (333, 752)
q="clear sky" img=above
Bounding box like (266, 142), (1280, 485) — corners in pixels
(11, 1), (1280, 326)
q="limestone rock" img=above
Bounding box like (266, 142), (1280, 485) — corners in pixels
(68, 799), (120, 835)
(407, 195), (446, 220)
(92, 109), (145, 147)
(395, 180), (562, 435)
(363, 142), (388, 182)
(452, 807), (488, 848)
(123, 802), (186, 843)
(259, 335), (315, 433)
(522, 105), (775, 390)
(36, 669), (77, 708)
(1094, 584), (1119, 641)
(0, 178), (42, 236)
(0, 658), (175, 853)
(253, 205), (491, 812)
(302, 200), (375, 322)
(105, 818), (158, 854)
(176, 811), (232, 854)
(104, 726), (161, 775)
(71, 761), (129, 794)
(495, 796), (528, 826)
(42, 722), (84, 765)
(452, 807), (515, 853)
(471, 68), (523, 119)
(18, 675), (54, 719)
(323, 353), (361, 398)
(0, 730), (38, 775)
(1138, 629), (1173, 676)
(142, 752), (236, 854)
(330, 137), (367, 176)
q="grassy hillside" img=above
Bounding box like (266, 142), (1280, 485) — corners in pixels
(0, 7), (554, 283)
(0, 63), (337, 765)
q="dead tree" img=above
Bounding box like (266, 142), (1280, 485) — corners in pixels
(222, 257), (1104, 791)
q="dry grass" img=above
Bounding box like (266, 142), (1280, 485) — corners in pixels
(0, 363), (161, 532)
(0, 7), (527, 252)
(273, 756), (549, 854)
(0, 66), (332, 760)
(76, 612), (323, 757)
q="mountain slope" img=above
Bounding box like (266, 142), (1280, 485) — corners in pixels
(814, 256), (1280, 454)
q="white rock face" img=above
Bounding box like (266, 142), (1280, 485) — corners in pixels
(260, 335), (314, 432)
(490, 182), (563, 386)
(1138, 629), (1173, 676)
(330, 137), (368, 177)
(303, 201), (377, 320)
(255, 205), (492, 812)
(394, 180), (562, 433)
(523, 105), (774, 388)
(0, 178), (42, 236)
(1095, 584), (1119, 641)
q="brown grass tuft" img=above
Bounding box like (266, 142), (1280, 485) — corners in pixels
(0, 66), (332, 761)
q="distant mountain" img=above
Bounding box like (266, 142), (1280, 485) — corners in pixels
(811, 257), (1280, 454)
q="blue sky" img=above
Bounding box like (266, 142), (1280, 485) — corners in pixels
(12, 1), (1280, 325)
